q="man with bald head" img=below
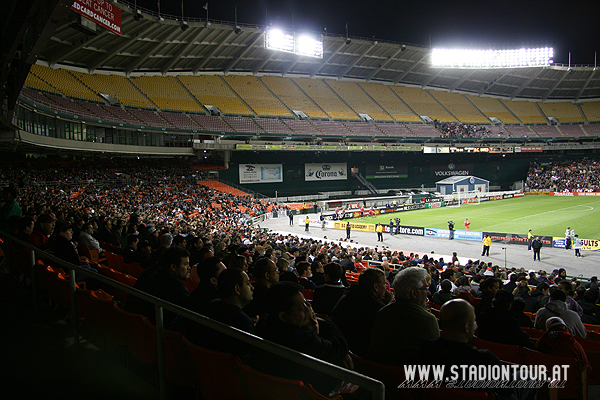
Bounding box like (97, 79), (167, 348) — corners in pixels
(420, 299), (512, 397)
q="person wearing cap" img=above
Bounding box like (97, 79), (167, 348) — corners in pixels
(48, 221), (98, 284)
(585, 276), (599, 290)
(534, 289), (587, 338)
(527, 270), (538, 286)
(27, 213), (56, 251)
(535, 316), (590, 371)
(477, 289), (535, 348)
(432, 279), (455, 305)
(475, 277), (500, 317)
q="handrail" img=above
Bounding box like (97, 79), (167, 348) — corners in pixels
(2, 231), (385, 400)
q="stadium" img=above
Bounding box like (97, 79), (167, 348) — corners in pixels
(1, 1), (600, 399)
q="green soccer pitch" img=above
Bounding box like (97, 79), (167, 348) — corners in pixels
(356, 196), (600, 239)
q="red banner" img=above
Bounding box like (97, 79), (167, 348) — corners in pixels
(551, 192), (600, 196)
(71, 0), (122, 36)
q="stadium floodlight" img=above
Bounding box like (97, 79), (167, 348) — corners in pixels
(265, 27), (323, 58)
(296, 34), (323, 58)
(431, 47), (553, 69)
(266, 28), (295, 53)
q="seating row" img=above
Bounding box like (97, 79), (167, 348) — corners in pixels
(24, 65), (600, 124)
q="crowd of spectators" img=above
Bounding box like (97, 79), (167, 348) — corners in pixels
(526, 158), (600, 192)
(1, 155), (597, 397)
(435, 121), (505, 139)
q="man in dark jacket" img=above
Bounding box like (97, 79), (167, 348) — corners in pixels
(477, 290), (535, 349)
(312, 262), (347, 315)
(331, 268), (391, 357)
(532, 237), (542, 261)
(125, 247), (190, 329)
(252, 281), (351, 396)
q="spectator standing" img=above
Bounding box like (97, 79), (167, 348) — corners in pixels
(532, 237), (542, 261)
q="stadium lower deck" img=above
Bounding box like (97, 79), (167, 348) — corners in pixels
(261, 211), (600, 282)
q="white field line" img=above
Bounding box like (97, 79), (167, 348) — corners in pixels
(512, 201), (600, 221)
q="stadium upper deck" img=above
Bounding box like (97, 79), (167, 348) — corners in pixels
(3, 0), (600, 152)
(18, 65), (600, 140)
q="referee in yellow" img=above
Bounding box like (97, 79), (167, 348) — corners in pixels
(481, 234), (491, 257)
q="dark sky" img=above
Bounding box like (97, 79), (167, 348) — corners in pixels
(138, 0), (600, 65)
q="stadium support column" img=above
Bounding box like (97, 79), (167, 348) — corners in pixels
(223, 150), (230, 169)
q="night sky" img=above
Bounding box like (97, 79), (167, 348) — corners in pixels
(137, 0), (600, 65)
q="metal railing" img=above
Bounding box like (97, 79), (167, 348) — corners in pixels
(3, 232), (384, 400)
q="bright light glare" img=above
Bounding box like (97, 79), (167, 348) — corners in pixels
(297, 35), (323, 58)
(266, 27), (323, 58)
(431, 47), (554, 69)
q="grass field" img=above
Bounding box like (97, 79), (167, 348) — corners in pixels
(355, 196), (600, 239)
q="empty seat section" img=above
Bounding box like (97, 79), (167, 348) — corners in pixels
(292, 78), (359, 120)
(30, 65), (101, 102)
(158, 111), (202, 130)
(102, 105), (143, 125)
(202, 180), (250, 197)
(583, 124), (600, 136)
(179, 75), (254, 116)
(221, 116), (264, 133)
(392, 86), (455, 122)
(24, 70), (60, 94)
(500, 99), (546, 124)
(358, 83), (420, 122)
(342, 121), (384, 137)
(487, 125), (510, 138)
(581, 101), (600, 122)
(309, 120), (353, 137)
(261, 76), (327, 119)
(428, 90), (488, 123)
(84, 103), (124, 124)
(530, 125), (560, 137)
(559, 125), (586, 137)
(374, 122), (415, 137)
(253, 118), (294, 135)
(327, 81), (391, 121)
(281, 119), (322, 136)
(71, 71), (154, 109)
(468, 96), (520, 124)
(128, 109), (172, 128)
(407, 124), (440, 137)
(130, 76), (203, 113)
(222, 75), (291, 117)
(504, 125), (536, 138)
(538, 101), (583, 123)
(190, 115), (234, 132)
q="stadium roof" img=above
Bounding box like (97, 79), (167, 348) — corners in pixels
(39, 2), (600, 102)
